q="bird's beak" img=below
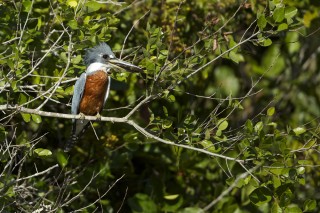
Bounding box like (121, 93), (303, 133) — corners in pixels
(109, 58), (143, 73)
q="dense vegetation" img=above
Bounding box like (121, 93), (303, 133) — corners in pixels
(0, 0), (319, 212)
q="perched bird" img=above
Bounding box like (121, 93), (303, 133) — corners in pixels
(64, 43), (142, 152)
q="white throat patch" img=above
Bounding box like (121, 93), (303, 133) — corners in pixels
(86, 62), (110, 74)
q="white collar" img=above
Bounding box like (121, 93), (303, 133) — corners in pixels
(86, 62), (110, 74)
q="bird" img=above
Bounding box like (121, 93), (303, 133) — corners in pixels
(64, 43), (142, 152)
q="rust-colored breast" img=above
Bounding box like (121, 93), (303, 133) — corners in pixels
(79, 70), (109, 115)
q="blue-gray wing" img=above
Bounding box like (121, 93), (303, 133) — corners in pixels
(103, 76), (111, 106)
(65, 73), (88, 152)
(71, 73), (87, 115)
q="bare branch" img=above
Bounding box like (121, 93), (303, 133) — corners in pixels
(16, 164), (59, 182)
(0, 104), (248, 162)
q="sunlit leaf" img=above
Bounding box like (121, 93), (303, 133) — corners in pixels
(68, 20), (78, 30)
(34, 148), (52, 157)
(21, 113), (31, 123)
(254, 121), (263, 133)
(285, 7), (297, 19)
(262, 38), (272, 46)
(164, 194), (179, 200)
(273, 7), (285, 23)
(303, 199), (316, 212)
(293, 127), (306, 136)
(71, 55), (82, 64)
(85, 1), (102, 12)
(271, 202), (282, 213)
(67, 0), (77, 7)
(31, 114), (42, 124)
(22, 0), (32, 12)
(162, 119), (173, 129)
(267, 107), (275, 116)
(277, 23), (288, 31)
(217, 120), (228, 131)
(284, 205), (302, 213)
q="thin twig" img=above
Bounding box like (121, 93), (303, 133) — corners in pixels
(203, 164), (261, 211)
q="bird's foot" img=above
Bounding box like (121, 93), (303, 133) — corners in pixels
(79, 112), (85, 119)
(96, 113), (102, 121)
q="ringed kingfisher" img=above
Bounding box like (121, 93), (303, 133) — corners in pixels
(64, 43), (142, 152)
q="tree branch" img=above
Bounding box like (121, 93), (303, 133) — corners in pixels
(0, 104), (247, 163)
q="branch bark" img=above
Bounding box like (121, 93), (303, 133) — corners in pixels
(0, 104), (247, 163)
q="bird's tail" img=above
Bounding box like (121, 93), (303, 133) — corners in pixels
(64, 134), (79, 152)
(64, 119), (90, 152)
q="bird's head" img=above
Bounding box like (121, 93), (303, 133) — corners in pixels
(84, 43), (142, 74)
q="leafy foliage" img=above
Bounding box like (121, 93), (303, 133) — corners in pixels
(0, 0), (320, 212)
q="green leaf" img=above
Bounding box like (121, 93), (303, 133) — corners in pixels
(68, 20), (78, 30)
(167, 95), (176, 102)
(19, 93), (28, 105)
(163, 106), (168, 117)
(34, 148), (52, 157)
(128, 193), (157, 213)
(269, 162), (283, 175)
(258, 15), (267, 30)
(254, 121), (263, 133)
(56, 151), (68, 168)
(163, 196), (184, 212)
(164, 194), (179, 200)
(71, 55), (82, 64)
(217, 120), (228, 131)
(162, 119), (173, 129)
(284, 205), (302, 213)
(67, 0), (78, 7)
(303, 199), (316, 212)
(60, 52), (68, 63)
(245, 120), (253, 133)
(273, 7), (285, 23)
(279, 186), (293, 207)
(297, 160), (312, 165)
(267, 107), (275, 116)
(65, 86), (74, 96)
(297, 167), (305, 174)
(249, 187), (272, 206)
(199, 140), (219, 153)
(31, 114), (42, 124)
(17, 131), (29, 145)
(229, 51), (244, 63)
(85, 1), (102, 12)
(22, 0), (32, 12)
(277, 23), (288, 31)
(271, 202), (282, 213)
(21, 113), (31, 123)
(262, 38), (272, 46)
(267, 122), (277, 128)
(304, 140), (316, 149)
(285, 7), (297, 19)
(213, 66), (240, 96)
(292, 127), (306, 136)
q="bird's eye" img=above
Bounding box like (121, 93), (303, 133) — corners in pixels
(102, 54), (109, 60)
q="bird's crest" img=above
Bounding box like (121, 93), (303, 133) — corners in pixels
(84, 43), (115, 66)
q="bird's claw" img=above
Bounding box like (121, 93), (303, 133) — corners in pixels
(79, 113), (85, 119)
(96, 113), (102, 121)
